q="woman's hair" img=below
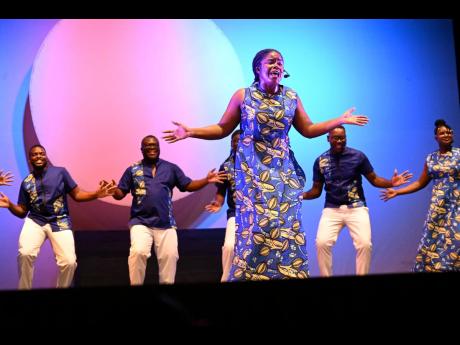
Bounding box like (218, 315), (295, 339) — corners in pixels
(252, 48), (283, 84)
(231, 129), (242, 140)
(434, 119), (452, 134)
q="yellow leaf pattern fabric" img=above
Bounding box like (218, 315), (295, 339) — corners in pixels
(229, 83), (309, 281)
(414, 148), (460, 272)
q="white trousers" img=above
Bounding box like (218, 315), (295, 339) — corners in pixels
(221, 216), (236, 282)
(316, 206), (372, 277)
(18, 217), (77, 290)
(128, 225), (179, 285)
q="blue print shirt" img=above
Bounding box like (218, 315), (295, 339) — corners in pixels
(313, 147), (373, 208)
(216, 153), (236, 219)
(118, 159), (192, 229)
(18, 166), (77, 231)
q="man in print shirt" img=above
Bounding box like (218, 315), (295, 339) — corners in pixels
(303, 126), (412, 276)
(0, 145), (115, 289)
(112, 135), (226, 285)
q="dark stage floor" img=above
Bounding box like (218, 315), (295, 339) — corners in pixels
(1, 229), (459, 330)
(1, 271), (458, 330)
(74, 228), (225, 287)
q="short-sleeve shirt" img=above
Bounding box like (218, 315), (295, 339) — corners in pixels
(18, 166), (77, 232)
(118, 159), (192, 229)
(313, 147), (374, 208)
(216, 153), (236, 219)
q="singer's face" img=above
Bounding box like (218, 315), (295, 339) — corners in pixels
(231, 133), (240, 152)
(29, 146), (48, 169)
(435, 126), (454, 147)
(141, 136), (160, 160)
(327, 128), (347, 153)
(257, 51), (284, 85)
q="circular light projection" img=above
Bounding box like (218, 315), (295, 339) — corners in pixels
(29, 19), (244, 206)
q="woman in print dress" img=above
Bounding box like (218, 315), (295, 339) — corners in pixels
(381, 119), (460, 272)
(163, 48), (368, 280)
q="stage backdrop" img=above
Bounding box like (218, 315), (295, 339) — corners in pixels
(0, 19), (458, 289)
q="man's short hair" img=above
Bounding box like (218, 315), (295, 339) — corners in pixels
(29, 144), (46, 154)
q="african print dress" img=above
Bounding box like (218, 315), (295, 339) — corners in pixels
(414, 147), (460, 272)
(228, 83), (309, 281)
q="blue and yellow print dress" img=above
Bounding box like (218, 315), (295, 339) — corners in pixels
(228, 83), (309, 281)
(414, 147), (460, 272)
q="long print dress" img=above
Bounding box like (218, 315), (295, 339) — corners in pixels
(414, 147), (460, 272)
(228, 83), (309, 281)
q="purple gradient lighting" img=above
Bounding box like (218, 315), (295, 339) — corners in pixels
(29, 19), (244, 206)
